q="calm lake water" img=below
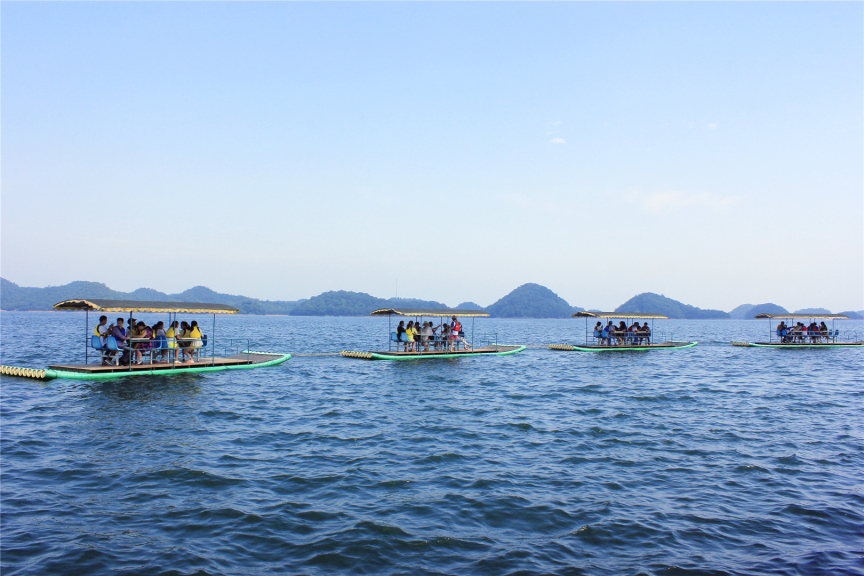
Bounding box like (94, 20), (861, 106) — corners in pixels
(2, 312), (862, 575)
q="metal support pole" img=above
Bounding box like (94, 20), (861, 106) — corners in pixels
(85, 310), (89, 364)
(212, 313), (216, 365)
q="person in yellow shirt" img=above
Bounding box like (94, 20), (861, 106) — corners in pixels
(165, 321), (180, 362)
(188, 321), (204, 362)
(405, 321), (417, 353)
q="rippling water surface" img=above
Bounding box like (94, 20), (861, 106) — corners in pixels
(2, 313), (863, 575)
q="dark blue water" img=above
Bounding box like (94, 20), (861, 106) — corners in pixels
(2, 312), (863, 575)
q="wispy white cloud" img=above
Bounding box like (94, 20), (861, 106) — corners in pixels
(550, 138), (566, 144)
(708, 122), (718, 130)
(625, 190), (739, 213)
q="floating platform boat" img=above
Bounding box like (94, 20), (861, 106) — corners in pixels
(734, 313), (863, 348)
(0, 299), (291, 381)
(342, 345), (526, 361)
(549, 312), (697, 352)
(341, 307), (526, 361)
(3, 352), (291, 381)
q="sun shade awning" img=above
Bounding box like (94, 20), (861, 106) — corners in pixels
(53, 299), (239, 314)
(573, 311), (669, 319)
(754, 313), (849, 319)
(371, 308), (489, 317)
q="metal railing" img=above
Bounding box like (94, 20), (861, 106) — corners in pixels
(768, 330), (859, 344)
(585, 330), (673, 347)
(387, 331), (498, 354)
(86, 336), (252, 370)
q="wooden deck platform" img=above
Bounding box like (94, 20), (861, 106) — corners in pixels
(49, 353), (282, 374)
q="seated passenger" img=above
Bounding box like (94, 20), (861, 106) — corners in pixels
(405, 321), (416, 352)
(421, 322), (433, 352)
(641, 322), (651, 344)
(593, 322), (603, 343)
(178, 321), (193, 362)
(819, 321), (829, 342)
(808, 321), (819, 343)
(396, 321), (407, 351)
(129, 321), (150, 365)
(111, 318), (131, 365)
(430, 322), (442, 350)
(153, 321), (169, 363)
(182, 321), (202, 361)
(165, 320), (181, 360)
(617, 321), (627, 345)
(776, 321), (787, 343)
(94, 315), (111, 364)
(628, 322), (639, 343)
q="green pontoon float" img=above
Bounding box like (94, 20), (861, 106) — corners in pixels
(341, 307), (525, 360)
(0, 299), (291, 381)
(732, 313), (863, 348)
(549, 311), (697, 352)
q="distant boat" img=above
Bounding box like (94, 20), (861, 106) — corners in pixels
(341, 308), (525, 360)
(732, 313), (863, 348)
(549, 312), (697, 352)
(0, 299), (290, 381)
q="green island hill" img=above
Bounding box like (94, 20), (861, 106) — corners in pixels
(484, 283), (583, 318)
(616, 293), (730, 319)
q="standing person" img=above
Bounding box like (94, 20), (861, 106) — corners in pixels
(593, 322), (604, 345)
(450, 316), (462, 351)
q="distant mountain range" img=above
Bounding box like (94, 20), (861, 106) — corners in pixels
(1, 277), (860, 319)
(0, 278), (305, 315)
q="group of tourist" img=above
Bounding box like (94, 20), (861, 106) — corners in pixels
(395, 316), (472, 353)
(593, 321), (652, 346)
(93, 315), (205, 365)
(776, 321), (831, 343)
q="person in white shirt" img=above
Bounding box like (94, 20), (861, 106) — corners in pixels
(421, 322), (433, 352)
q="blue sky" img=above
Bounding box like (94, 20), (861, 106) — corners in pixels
(2, 2), (862, 311)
